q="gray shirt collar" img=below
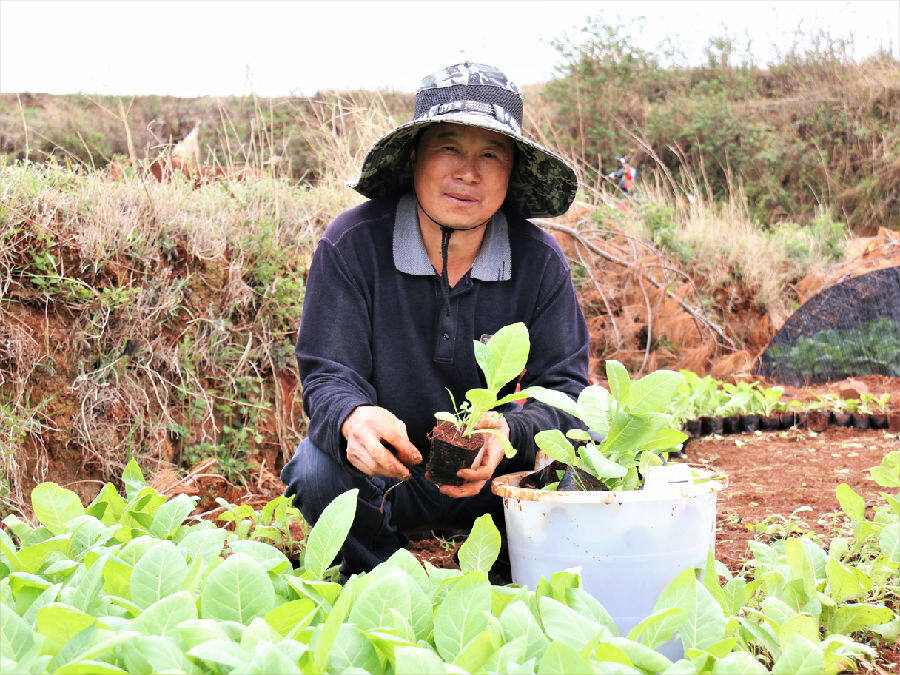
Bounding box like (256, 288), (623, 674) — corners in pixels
(392, 192), (511, 281)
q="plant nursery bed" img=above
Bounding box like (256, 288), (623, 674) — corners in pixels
(681, 425), (900, 573)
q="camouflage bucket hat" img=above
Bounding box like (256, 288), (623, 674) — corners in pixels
(350, 62), (578, 219)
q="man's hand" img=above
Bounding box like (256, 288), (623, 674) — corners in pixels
(342, 406), (422, 479)
(440, 414), (510, 499)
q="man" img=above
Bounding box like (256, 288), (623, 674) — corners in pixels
(281, 62), (590, 580)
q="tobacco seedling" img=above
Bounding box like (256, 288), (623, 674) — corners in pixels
(858, 392), (890, 415)
(433, 322), (546, 458)
(531, 360), (688, 490)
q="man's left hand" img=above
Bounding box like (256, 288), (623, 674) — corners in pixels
(440, 414), (509, 499)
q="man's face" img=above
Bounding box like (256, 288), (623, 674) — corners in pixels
(412, 123), (514, 229)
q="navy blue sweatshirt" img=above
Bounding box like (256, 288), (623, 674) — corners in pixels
(295, 194), (590, 473)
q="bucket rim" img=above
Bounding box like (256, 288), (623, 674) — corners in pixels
(491, 465), (727, 503)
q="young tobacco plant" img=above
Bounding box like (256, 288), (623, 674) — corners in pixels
(531, 360), (688, 490)
(434, 322), (545, 458)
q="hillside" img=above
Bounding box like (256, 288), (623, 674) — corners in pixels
(2, 34), (897, 232)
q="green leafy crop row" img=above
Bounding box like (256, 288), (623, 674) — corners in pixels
(2, 450), (898, 674)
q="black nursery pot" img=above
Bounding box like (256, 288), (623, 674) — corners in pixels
(425, 422), (483, 487)
(870, 414), (888, 430)
(706, 416), (725, 435)
(833, 412), (853, 428)
(777, 412), (796, 430)
(740, 414), (761, 432)
(723, 416), (741, 434)
(684, 419), (703, 438)
(850, 413), (869, 430)
(759, 415), (780, 431)
(558, 465), (607, 492)
(807, 411), (831, 432)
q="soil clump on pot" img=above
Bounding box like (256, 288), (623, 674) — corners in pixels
(426, 421), (483, 487)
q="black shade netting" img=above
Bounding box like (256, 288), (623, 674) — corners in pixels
(755, 266), (900, 385)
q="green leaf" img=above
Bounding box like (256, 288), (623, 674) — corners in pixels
(679, 580), (726, 651)
(879, 522), (900, 562)
(577, 385), (614, 434)
(785, 538), (817, 599)
(466, 388), (498, 415)
(602, 636), (673, 673)
(327, 623), (381, 674)
(580, 444), (628, 479)
(564, 587), (619, 636)
(21, 582), (61, 625)
(348, 569), (410, 629)
(433, 573), (490, 662)
(55, 661), (127, 675)
(1, 602), (35, 660)
(631, 567), (695, 648)
(177, 618), (231, 650)
(177, 527), (226, 562)
(760, 596), (797, 625)
(602, 411), (670, 456)
(528, 387), (580, 417)
(458, 513), (502, 574)
(394, 646), (446, 675)
(826, 557), (868, 604)
(68, 553), (108, 613)
(480, 322), (530, 393)
(711, 651), (768, 674)
(35, 603), (97, 654)
(47, 624), (96, 673)
(127, 634), (197, 673)
(829, 603), (895, 635)
(200, 552), (275, 624)
(499, 600), (550, 663)
(539, 596), (606, 650)
(303, 488), (357, 580)
(244, 641), (303, 675)
(771, 634), (825, 675)
(836, 483), (865, 522)
(263, 598), (316, 637)
(538, 640), (594, 675)
(626, 370), (685, 414)
(869, 451), (900, 487)
(454, 628), (502, 672)
(627, 608), (685, 649)
(534, 429), (576, 466)
(148, 494), (196, 539)
(132, 590), (198, 636)
(31, 483), (85, 536)
(778, 614), (819, 648)
(84, 483), (127, 525)
(188, 638), (251, 669)
(228, 540), (291, 573)
(483, 635), (529, 673)
(121, 460), (145, 502)
(130, 540), (188, 609)
(15, 535), (70, 574)
(605, 360), (632, 404)
(636, 428), (689, 453)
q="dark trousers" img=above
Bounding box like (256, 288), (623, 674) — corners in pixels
(280, 438), (509, 578)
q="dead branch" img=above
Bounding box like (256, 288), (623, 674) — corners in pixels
(534, 218), (737, 352)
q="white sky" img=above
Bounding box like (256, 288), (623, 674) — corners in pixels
(1, 0), (897, 97)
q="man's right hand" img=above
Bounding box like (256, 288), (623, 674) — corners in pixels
(341, 406), (422, 479)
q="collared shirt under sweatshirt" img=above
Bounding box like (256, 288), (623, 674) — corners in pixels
(296, 193), (590, 473)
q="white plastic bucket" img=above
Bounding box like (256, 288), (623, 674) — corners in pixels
(492, 464), (725, 660)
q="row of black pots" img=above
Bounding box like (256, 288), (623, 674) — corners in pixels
(683, 410), (895, 438)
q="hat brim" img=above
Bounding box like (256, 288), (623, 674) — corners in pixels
(349, 112), (577, 219)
